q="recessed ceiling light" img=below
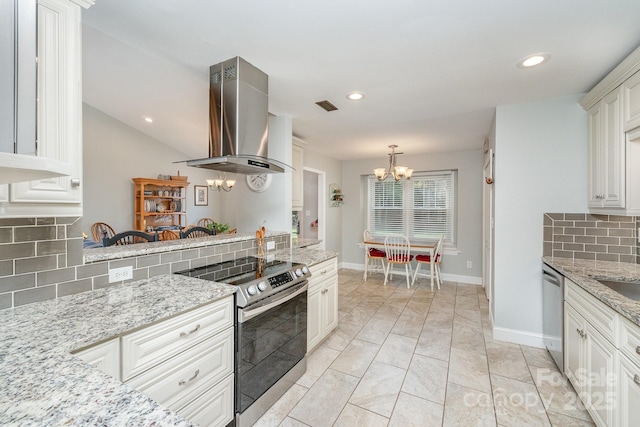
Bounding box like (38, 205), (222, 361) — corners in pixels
(144, 117), (153, 123)
(518, 53), (550, 68)
(346, 92), (365, 101)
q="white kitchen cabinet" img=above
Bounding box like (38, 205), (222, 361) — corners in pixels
(73, 338), (120, 380)
(587, 86), (625, 209)
(4, 0), (89, 216)
(122, 295), (234, 427)
(623, 70), (640, 131)
(292, 138), (306, 211)
(618, 354), (640, 427)
(307, 257), (338, 351)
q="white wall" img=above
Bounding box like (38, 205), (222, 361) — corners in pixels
(340, 149), (483, 280)
(302, 170), (319, 239)
(493, 94), (588, 346)
(303, 147), (343, 254)
(82, 104), (220, 235)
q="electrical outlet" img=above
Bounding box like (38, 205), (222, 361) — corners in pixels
(109, 266), (133, 283)
(266, 241), (275, 250)
(466, 261), (472, 269)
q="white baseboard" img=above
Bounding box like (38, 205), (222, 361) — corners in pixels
(492, 326), (545, 348)
(339, 262), (482, 285)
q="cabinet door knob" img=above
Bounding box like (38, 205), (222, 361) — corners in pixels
(636, 345), (640, 355)
(70, 178), (80, 187)
(634, 374), (640, 385)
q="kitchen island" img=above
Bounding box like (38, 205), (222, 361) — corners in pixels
(0, 241), (338, 426)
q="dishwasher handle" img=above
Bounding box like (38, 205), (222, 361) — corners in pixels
(543, 272), (562, 287)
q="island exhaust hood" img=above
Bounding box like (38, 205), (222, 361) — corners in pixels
(186, 57), (290, 174)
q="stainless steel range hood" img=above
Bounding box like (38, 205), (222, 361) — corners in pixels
(187, 57), (289, 174)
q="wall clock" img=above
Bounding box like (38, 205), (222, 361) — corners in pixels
(246, 174), (272, 192)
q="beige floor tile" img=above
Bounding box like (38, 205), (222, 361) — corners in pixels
(296, 345), (341, 388)
(348, 360), (406, 417)
(356, 312), (398, 345)
(452, 323), (487, 355)
(322, 321), (362, 352)
(453, 307), (483, 331)
(528, 365), (593, 422)
(443, 382), (497, 427)
(340, 303), (379, 326)
(546, 410), (596, 426)
(402, 298), (431, 318)
(491, 374), (551, 427)
(388, 391), (444, 427)
(329, 339), (380, 377)
(401, 353), (449, 404)
(520, 345), (558, 370)
(375, 333), (417, 369)
(333, 403), (389, 427)
(254, 384), (308, 427)
(278, 416), (310, 427)
(486, 341), (532, 383)
(415, 326), (452, 361)
(390, 314), (424, 338)
(448, 347), (491, 393)
(423, 309), (454, 330)
(288, 369), (359, 427)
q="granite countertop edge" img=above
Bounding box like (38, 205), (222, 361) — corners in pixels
(0, 274), (236, 426)
(0, 248), (338, 425)
(542, 256), (640, 327)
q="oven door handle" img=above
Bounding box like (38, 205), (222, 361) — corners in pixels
(239, 282), (308, 323)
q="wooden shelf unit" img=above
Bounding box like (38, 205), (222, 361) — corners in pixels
(133, 178), (189, 232)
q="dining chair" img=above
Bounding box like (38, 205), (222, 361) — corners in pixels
(363, 230), (386, 281)
(160, 230), (179, 241)
(102, 230), (158, 246)
(197, 217), (215, 228)
(90, 222), (116, 242)
(412, 234), (445, 290)
(180, 226), (216, 239)
(384, 234), (414, 288)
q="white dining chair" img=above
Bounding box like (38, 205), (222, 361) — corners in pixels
(384, 234), (414, 288)
(412, 234), (445, 290)
(363, 230), (386, 281)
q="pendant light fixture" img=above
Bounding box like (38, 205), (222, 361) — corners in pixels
(374, 145), (414, 181)
(206, 174), (236, 192)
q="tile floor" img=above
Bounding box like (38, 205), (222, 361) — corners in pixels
(254, 268), (595, 427)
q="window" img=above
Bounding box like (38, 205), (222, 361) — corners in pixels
(366, 171), (456, 243)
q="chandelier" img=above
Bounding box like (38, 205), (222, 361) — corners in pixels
(206, 174), (236, 192)
(374, 145), (413, 181)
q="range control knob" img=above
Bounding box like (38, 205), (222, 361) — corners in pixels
(295, 268), (303, 277)
(247, 285), (258, 296)
(301, 266), (310, 275)
(258, 281), (268, 291)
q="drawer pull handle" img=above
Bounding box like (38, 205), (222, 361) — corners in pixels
(321, 269), (327, 274)
(635, 374), (640, 385)
(179, 369), (200, 386)
(180, 323), (201, 338)
(636, 346), (640, 355)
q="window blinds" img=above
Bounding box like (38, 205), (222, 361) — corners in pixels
(367, 171), (456, 243)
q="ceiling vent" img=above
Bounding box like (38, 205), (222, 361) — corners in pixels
(315, 100), (338, 112)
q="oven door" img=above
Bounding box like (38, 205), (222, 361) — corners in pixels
(236, 281), (308, 416)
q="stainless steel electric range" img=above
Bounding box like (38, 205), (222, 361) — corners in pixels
(177, 256), (310, 427)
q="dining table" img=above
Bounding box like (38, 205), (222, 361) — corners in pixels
(359, 239), (437, 289)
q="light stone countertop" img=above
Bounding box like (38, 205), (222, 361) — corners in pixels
(84, 231), (289, 263)
(291, 238), (322, 249)
(542, 256), (640, 327)
(0, 274), (235, 426)
(268, 247), (338, 267)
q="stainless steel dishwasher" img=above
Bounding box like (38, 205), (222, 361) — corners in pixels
(542, 262), (564, 372)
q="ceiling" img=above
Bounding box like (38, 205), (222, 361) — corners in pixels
(82, 0), (640, 161)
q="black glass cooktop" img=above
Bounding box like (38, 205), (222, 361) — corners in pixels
(176, 256), (301, 286)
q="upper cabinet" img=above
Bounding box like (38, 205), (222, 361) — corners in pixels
(292, 138), (306, 211)
(581, 46), (640, 215)
(0, 0), (92, 216)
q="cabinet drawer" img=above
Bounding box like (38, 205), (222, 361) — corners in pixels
(565, 279), (617, 343)
(122, 296), (233, 381)
(619, 315), (640, 366)
(125, 327), (233, 412)
(309, 258), (337, 280)
(177, 373), (234, 427)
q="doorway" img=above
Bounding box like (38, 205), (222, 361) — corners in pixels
(482, 148), (495, 319)
(301, 167), (326, 249)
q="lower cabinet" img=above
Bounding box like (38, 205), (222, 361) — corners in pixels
(307, 257), (338, 351)
(72, 296), (234, 427)
(563, 279), (640, 426)
(73, 338), (120, 380)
